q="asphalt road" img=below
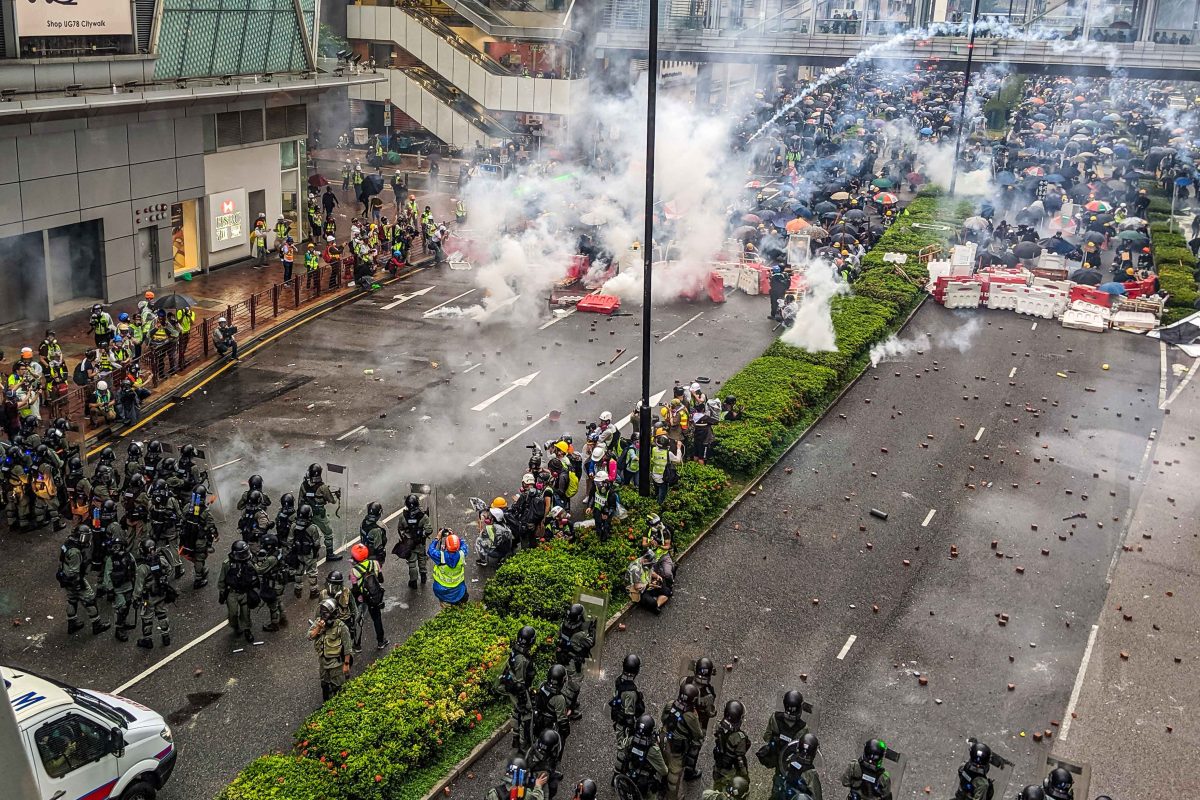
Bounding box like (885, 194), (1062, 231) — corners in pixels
(0, 266), (778, 800)
(464, 304), (1181, 800)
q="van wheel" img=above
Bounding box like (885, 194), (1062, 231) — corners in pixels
(120, 780), (157, 800)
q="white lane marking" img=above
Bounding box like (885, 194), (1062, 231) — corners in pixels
(616, 390), (668, 430)
(381, 285), (435, 311)
(113, 499), (409, 694)
(539, 309), (576, 330)
(1162, 356), (1200, 409)
(1159, 341), (1169, 407)
(579, 357), (639, 395)
(337, 424), (367, 441)
(210, 457), (243, 471)
(1105, 431), (1157, 585)
(836, 635), (857, 660)
(1058, 624), (1100, 742)
(659, 312), (705, 343)
(468, 413), (550, 468)
(1031, 322), (1038, 330)
(1008, 367), (1017, 378)
(471, 371), (540, 412)
(921, 509), (936, 527)
(974, 427), (985, 442)
(462, 363), (482, 374)
(423, 288), (476, 316)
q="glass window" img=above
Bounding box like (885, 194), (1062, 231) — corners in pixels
(35, 714), (110, 779)
(280, 141), (298, 170)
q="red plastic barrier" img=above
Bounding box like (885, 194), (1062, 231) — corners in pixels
(1069, 285), (1113, 308)
(577, 294), (621, 314)
(707, 271), (726, 303)
(1121, 277), (1155, 299)
(567, 255), (589, 282)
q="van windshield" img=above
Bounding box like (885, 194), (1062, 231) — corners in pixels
(66, 688), (132, 728)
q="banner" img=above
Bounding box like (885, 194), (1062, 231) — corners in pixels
(16, 0), (134, 37)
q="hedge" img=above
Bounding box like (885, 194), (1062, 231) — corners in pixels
(1146, 187), (1200, 312)
(221, 188), (960, 798)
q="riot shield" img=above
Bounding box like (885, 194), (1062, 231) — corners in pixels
(779, 738), (828, 779)
(1041, 755), (1090, 800)
(611, 773), (644, 800)
(572, 588), (608, 680)
(882, 745), (907, 798)
(410, 481), (438, 530)
(772, 700), (823, 773)
(677, 656), (726, 697)
(959, 738), (1015, 800)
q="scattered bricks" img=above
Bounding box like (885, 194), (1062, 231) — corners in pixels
(881, 447), (889, 454)
(1015, 566), (1026, 574)
(784, 467), (793, 474)
(998, 614), (1009, 626)
(918, 675), (928, 686)
(927, 434), (935, 440)
(995, 551), (1005, 559)
(1120, 651), (1130, 660)
(902, 560), (911, 567)
(991, 540), (999, 549)
(864, 399), (871, 404)
(870, 472), (878, 478)
(866, 542), (874, 550)
(1033, 732), (1043, 742)
(937, 463), (944, 468)
(969, 465), (976, 471)
(1008, 655), (1015, 662)
(872, 605), (880, 613)
(839, 414), (847, 419)
(1167, 591), (1174, 597)
(725, 664), (734, 671)
(617, 623), (627, 632)
(1031, 524), (1038, 531)
(950, 545), (959, 558)
(1122, 614), (1133, 622)
(1041, 549), (1050, 556)
(812, 598), (820, 606)
(1143, 533), (1153, 540)
(1175, 657), (1183, 664)
(1168, 726), (1174, 733)
(859, 525), (867, 532)
(1008, 683), (1016, 691)
(1050, 720), (1060, 727)
(844, 495), (851, 501)
(799, 673), (808, 682)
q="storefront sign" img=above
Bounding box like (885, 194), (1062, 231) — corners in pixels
(16, 0), (134, 37)
(208, 189), (248, 252)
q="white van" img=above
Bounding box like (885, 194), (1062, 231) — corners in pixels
(4, 666), (176, 800)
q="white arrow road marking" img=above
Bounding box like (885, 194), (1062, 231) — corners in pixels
(336, 425), (367, 441)
(659, 312), (704, 343)
(580, 357), (638, 395)
(469, 413), (550, 468)
(616, 390), (668, 430)
(423, 288), (476, 316)
(472, 371), (541, 412)
(381, 285), (436, 310)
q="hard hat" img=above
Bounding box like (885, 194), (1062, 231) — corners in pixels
(327, 235), (336, 242)
(444, 533), (461, 552)
(307, 243), (314, 249)
(522, 473), (535, 485)
(491, 496), (508, 509)
(350, 543), (370, 562)
(554, 442), (569, 454)
(145, 291), (155, 300)
(689, 382), (700, 393)
(217, 317), (227, 323)
(490, 508), (505, 522)
(591, 446), (606, 461)
(599, 410), (613, 422)
(97, 380), (108, 391)
(20, 347), (32, 358)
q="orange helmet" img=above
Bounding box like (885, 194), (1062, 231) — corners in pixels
(491, 496), (508, 509)
(350, 543), (370, 562)
(444, 534), (461, 553)
(144, 291), (155, 300)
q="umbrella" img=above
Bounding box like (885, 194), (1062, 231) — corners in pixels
(906, 171), (924, 185)
(360, 173), (385, 198)
(1070, 268), (1104, 285)
(963, 216), (990, 231)
(1013, 241), (1042, 259)
(994, 251), (1019, 267)
(732, 226), (758, 241)
(153, 293), (197, 311)
(919, 127), (933, 136)
(1023, 165), (1046, 177)
(1044, 174), (1065, 184)
(830, 191), (851, 201)
(871, 177), (895, 188)
(1097, 282), (1128, 295)
(307, 174), (329, 188)
(829, 223), (856, 236)
(791, 204), (814, 219)
(1116, 230), (1148, 243)
(579, 211), (608, 226)
(742, 213), (763, 224)
(1084, 200), (1112, 212)
(996, 171), (1017, 186)
(830, 233), (859, 246)
(844, 209), (868, 221)
(744, 180), (763, 189)
(805, 226), (829, 238)
(1098, 146), (1114, 155)
(873, 192), (899, 204)
(814, 201), (837, 214)
(820, 210), (840, 221)
(785, 218), (810, 233)
(1082, 231), (1106, 245)
(1118, 217), (1147, 229)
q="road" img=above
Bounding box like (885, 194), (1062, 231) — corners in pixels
(463, 304), (1192, 800)
(0, 266), (778, 800)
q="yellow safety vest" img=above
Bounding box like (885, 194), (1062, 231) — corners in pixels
(176, 308), (194, 334)
(649, 447), (667, 476)
(305, 251), (319, 271)
(432, 548), (465, 589)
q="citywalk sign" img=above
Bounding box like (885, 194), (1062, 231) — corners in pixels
(17, 0), (134, 37)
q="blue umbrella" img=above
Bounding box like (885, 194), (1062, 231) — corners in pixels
(1043, 237), (1077, 256)
(920, 127), (933, 136)
(1175, 176), (1193, 187)
(791, 204), (814, 219)
(1098, 282), (1128, 295)
(996, 171), (1017, 186)
(1113, 144), (1130, 158)
(1044, 173), (1065, 184)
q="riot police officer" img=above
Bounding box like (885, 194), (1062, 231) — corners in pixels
(685, 657), (720, 780)
(360, 501), (388, 563)
(555, 603), (596, 720)
(133, 538), (174, 649)
(86, 499), (123, 578)
(524, 729), (564, 800)
(308, 597), (353, 700)
(610, 654), (646, 740)
(779, 734), (822, 800)
(237, 490), (273, 552)
(955, 741), (993, 800)
(761, 690), (812, 799)
(58, 526), (110, 635)
(275, 492), (297, 548)
(498, 624), (538, 751)
(147, 478), (185, 579)
(122, 441), (145, 490)
(319, 569), (358, 648)
(394, 493), (432, 588)
(1043, 767), (1073, 800)
(218, 540), (260, 643)
(486, 757), (548, 800)
(237, 474), (273, 510)
(102, 533), (138, 641)
(661, 682), (703, 800)
(614, 714), (667, 800)
(181, 484), (218, 588)
(1016, 787), (1045, 800)
(840, 739), (892, 800)
(143, 440), (165, 480)
(174, 444), (206, 501)
(298, 463), (340, 561)
(291, 504), (321, 598)
(702, 777), (750, 800)
(711, 700), (750, 793)
(532, 664), (570, 742)
(255, 532), (291, 632)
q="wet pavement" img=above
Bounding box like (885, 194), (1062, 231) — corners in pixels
(463, 305), (1193, 800)
(0, 267), (777, 800)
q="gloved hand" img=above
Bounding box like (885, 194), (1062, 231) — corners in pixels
(218, 590), (228, 604)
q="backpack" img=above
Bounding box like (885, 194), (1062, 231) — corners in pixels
(360, 567), (385, 608)
(565, 470), (580, 499)
(567, 451), (583, 478)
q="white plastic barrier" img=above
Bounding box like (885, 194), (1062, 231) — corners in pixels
(1069, 299), (1113, 320)
(987, 286), (1021, 311)
(1061, 308), (1108, 332)
(1110, 310), (1158, 331)
(738, 268), (762, 295)
(943, 284), (983, 309)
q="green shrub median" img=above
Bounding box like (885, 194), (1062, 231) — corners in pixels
(218, 189), (958, 798)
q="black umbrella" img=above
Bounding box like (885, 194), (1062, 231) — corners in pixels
(830, 233), (859, 246)
(360, 173), (386, 198)
(1082, 231), (1106, 245)
(814, 201), (837, 214)
(1070, 268), (1103, 285)
(828, 223), (856, 236)
(844, 208), (867, 221)
(153, 293), (197, 311)
(1042, 237), (1077, 256)
(1013, 241), (1042, 259)
(995, 250), (1019, 267)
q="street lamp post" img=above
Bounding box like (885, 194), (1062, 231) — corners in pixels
(638, 0), (661, 496)
(949, 0), (982, 196)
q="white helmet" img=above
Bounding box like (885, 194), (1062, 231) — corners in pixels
(599, 410), (613, 423)
(521, 473), (535, 486)
(490, 508), (505, 522)
(97, 380), (108, 391)
(591, 445), (607, 461)
(550, 505), (565, 518)
(594, 472), (609, 484)
(689, 382), (701, 393)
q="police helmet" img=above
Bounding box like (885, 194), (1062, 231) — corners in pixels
(147, 440), (164, 456)
(695, 657), (715, 679)
(566, 603), (585, 624)
(647, 513), (661, 527)
(297, 503), (314, 521)
(622, 653), (642, 677)
(151, 478), (168, 496)
(722, 700), (745, 726)
(1043, 768), (1073, 800)
(861, 739), (887, 769)
(796, 733), (819, 764)
(546, 664), (567, 691)
(109, 534), (127, 552)
(506, 757), (529, 785)
(95, 463), (114, 481)
(307, 463), (322, 481)
(634, 714), (655, 738)
(248, 475), (264, 492)
(783, 690), (804, 717)
(1019, 787), (1046, 800)
(279, 492), (296, 512)
(516, 625), (537, 651)
(180, 444), (196, 460)
(260, 533), (279, 550)
(140, 538), (158, 557)
(231, 540), (251, 561)
(100, 499), (118, 521)
(127, 441), (143, 459)
(247, 490), (264, 507)
(966, 741), (992, 774)
(575, 779), (598, 800)
(161, 457), (177, 473)
(534, 729), (561, 757)
(319, 598), (338, 620)
(405, 493), (420, 510)
(99, 446), (116, 463)
(677, 681), (700, 706)
(67, 456), (83, 474)
(656, 435), (669, 448)
(193, 484), (208, 499)
(366, 501), (383, 518)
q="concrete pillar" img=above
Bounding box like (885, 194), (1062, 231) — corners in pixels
(695, 62), (713, 109)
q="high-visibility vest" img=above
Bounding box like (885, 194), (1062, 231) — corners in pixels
(455, 201), (466, 218)
(42, 340), (63, 362)
(625, 447), (639, 473)
(93, 313), (111, 335)
(432, 548), (465, 589)
(274, 222), (288, 239)
(353, 171), (364, 186)
(176, 308), (194, 334)
(281, 243), (294, 262)
(649, 446), (667, 477)
(305, 251), (319, 271)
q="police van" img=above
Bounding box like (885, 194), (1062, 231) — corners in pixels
(4, 666), (176, 800)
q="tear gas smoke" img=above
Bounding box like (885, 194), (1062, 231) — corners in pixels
(781, 259), (846, 352)
(869, 316), (984, 366)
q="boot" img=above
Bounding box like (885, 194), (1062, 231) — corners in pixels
(408, 579), (418, 590)
(137, 637), (153, 649)
(161, 633), (171, 647)
(92, 619), (112, 635)
(263, 622), (280, 632)
(193, 576), (209, 589)
(308, 588), (320, 599)
(326, 548), (343, 562)
(67, 618), (85, 635)
(174, 564), (185, 580)
(244, 629), (254, 643)
(420, 571), (428, 585)
(115, 628), (129, 642)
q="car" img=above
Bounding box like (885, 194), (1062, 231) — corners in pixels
(5, 665), (176, 800)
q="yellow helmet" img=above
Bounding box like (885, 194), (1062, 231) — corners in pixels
(491, 496), (508, 509)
